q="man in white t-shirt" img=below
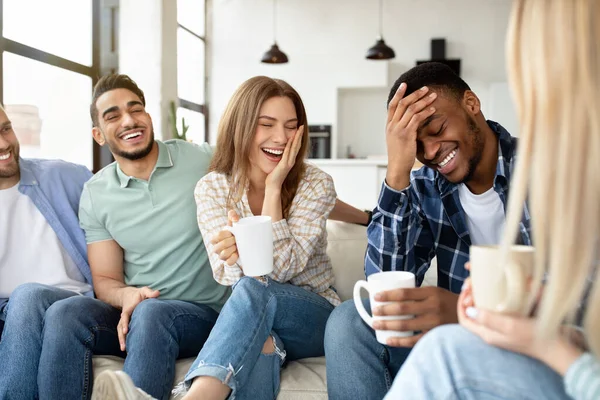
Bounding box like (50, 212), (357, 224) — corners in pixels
(0, 105), (93, 398)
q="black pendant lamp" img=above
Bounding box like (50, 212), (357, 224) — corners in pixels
(366, 0), (395, 60)
(261, 0), (288, 64)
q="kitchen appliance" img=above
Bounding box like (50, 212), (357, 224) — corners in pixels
(308, 124), (331, 159)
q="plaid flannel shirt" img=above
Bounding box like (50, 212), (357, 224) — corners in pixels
(195, 163), (341, 306)
(366, 121), (532, 294)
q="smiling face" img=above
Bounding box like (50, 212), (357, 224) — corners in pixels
(0, 108), (20, 188)
(249, 96), (299, 178)
(92, 88), (155, 161)
(415, 91), (485, 184)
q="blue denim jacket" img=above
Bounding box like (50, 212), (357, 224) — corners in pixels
(0, 158), (94, 310)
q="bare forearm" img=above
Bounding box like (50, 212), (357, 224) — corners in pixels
(329, 199), (369, 225)
(262, 186), (283, 222)
(93, 277), (134, 309)
(540, 338), (584, 376)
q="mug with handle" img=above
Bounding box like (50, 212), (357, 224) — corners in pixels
(469, 245), (534, 314)
(224, 215), (274, 277)
(353, 271), (416, 345)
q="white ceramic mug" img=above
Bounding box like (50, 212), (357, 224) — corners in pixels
(469, 245), (534, 314)
(224, 216), (274, 276)
(353, 271), (416, 344)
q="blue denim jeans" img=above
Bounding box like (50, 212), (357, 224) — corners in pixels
(0, 283), (81, 400)
(34, 295), (219, 400)
(183, 277), (335, 400)
(324, 299), (413, 400)
(386, 324), (572, 399)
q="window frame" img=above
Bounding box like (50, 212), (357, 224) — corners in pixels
(0, 0), (103, 171)
(177, 0), (208, 142)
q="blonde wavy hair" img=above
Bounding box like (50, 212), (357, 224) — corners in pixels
(503, 0), (600, 355)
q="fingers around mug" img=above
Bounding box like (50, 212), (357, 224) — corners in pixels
(228, 210), (240, 224)
(373, 301), (422, 317)
(373, 314), (437, 332)
(218, 244), (238, 261)
(211, 229), (234, 245)
(386, 332), (424, 348)
(391, 86), (431, 126)
(213, 236), (237, 254)
(225, 252), (239, 267)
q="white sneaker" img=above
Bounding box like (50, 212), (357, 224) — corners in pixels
(92, 370), (157, 400)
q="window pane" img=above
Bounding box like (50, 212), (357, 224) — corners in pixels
(177, 107), (205, 144)
(4, 53), (93, 169)
(177, 0), (205, 37)
(177, 27), (205, 104)
(3, 0), (93, 66)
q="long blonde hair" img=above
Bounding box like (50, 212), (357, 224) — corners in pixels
(209, 76), (309, 217)
(503, 0), (600, 355)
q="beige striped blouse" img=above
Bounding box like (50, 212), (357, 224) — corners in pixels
(194, 163), (341, 306)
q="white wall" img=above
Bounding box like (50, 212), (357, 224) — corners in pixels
(120, 0), (178, 140)
(209, 0), (515, 153)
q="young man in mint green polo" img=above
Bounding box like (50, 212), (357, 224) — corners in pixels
(38, 74), (231, 400)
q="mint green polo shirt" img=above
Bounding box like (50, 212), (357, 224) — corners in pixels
(79, 140), (230, 311)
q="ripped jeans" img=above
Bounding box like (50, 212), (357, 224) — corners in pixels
(182, 276), (335, 400)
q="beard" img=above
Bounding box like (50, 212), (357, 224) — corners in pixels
(0, 147), (20, 179)
(459, 115), (485, 184)
(106, 128), (155, 161)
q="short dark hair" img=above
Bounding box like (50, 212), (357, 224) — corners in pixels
(387, 62), (471, 107)
(90, 74), (146, 127)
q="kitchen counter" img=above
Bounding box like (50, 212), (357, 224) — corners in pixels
(308, 158), (388, 167)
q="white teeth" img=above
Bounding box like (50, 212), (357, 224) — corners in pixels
(263, 148), (284, 156)
(0, 153), (10, 161)
(123, 132), (142, 140)
(439, 149), (457, 168)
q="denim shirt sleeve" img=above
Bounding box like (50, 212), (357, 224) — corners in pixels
(365, 180), (436, 284)
(79, 185), (112, 243)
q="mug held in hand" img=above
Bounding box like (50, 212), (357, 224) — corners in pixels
(224, 216), (274, 277)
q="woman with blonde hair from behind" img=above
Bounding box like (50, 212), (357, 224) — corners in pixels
(177, 76), (340, 400)
(384, 0), (600, 399)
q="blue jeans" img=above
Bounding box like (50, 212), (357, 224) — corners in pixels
(183, 277), (335, 400)
(386, 324), (572, 399)
(0, 283), (80, 400)
(37, 295), (218, 400)
(324, 299), (413, 400)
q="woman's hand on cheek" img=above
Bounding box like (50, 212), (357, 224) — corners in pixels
(265, 125), (304, 189)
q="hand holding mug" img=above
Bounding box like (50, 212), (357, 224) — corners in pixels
(211, 210), (241, 266)
(372, 286), (459, 347)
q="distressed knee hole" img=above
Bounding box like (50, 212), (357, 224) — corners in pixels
(262, 336), (275, 354)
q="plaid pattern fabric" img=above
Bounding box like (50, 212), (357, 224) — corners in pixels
(195, 163), (340, 306)
(366, 121), (532, 294)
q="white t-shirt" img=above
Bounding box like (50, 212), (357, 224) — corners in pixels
(0, 182), (92, 298)
(458, 184), (505, 246)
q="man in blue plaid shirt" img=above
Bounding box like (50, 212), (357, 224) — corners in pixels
(325, 62), (531, 400)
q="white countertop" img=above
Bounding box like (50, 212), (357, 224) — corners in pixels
(308, 158), (388, 167)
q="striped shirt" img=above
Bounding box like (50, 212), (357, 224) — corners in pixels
(195, 163), (340, 306)
(366, 121), (532, 293)
(565, 352), (600, 400)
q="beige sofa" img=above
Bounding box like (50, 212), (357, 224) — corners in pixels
(92, 221), (437, 399)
